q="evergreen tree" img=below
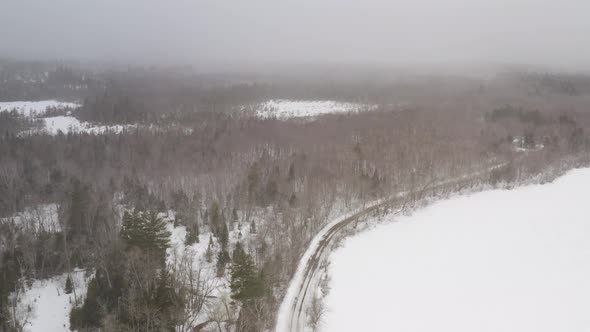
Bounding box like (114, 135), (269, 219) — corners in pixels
(120, 210), (171, 262)
(289, 193), (298, 207)
(250, 220), (257, 234)
(67, 179), (91, 240)
(230, 242), (265, 301)
(186, 223), (199, 245)
(216, 250), (230, 277)
(219, 222), (229, 251)
(65, 275), (73, 294)
(70, 278), (102, 329)
(154, 268), (180, 330)
(247, 163), (259, 201)
(205, 245), (213, 263)
(288, 162), (295, 180)
(232, 208), (239, 224)
(209, 201), (221, 236)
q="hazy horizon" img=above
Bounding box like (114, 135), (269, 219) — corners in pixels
(2, 0), (590, 72)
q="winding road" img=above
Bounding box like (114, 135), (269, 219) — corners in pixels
(275, 163), (509, 332)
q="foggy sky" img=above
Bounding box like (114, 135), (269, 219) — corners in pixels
(2, 0), (590, 70)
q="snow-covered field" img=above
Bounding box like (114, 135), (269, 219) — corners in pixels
(254, 100), (376, 119)
(323, 168), (590, 332)
(39, 116), (135, 135)
(11, 269), (92, 332)
(26, 116), (190, 136)
(0, 100), (132, 135)
(0, 100), (79, 117)
(0, 100), (136, 135)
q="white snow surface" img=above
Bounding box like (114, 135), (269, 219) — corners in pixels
(255, 100), (376, 119)
(0, 100), (79, 117)
(40, 116), (135, 135)
(0, 204), (60, 232)
(323, 168), (590, 332)
(163, 210), (260, 330)
(13, 269), (92, 332)
(275, 197), (385, 332)
(30, 116), (188, 136)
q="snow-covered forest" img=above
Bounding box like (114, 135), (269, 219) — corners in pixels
(1, 59), (590, 332)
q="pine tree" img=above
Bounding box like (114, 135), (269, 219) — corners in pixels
(230, 242), (265, 301)
(70, 277), (102, 329)
(120, 210), (171, 262)
(216, 250), (230, 277)
(250, 220), (257, 234)
(186, 223), (199, 245)
(220, 222), (229, 251)
(205, 245), (213, 263)
(232, 208), (239, 224)
(155, 268), (180, 330)
(65, 275), (73, 294)
(288, 162), (295, 180)
(289, 193), (297, 207)
(209, 201), (221, 236)
(67, 179), (91, 240)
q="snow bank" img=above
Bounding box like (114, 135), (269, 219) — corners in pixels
(0, 100), (79, 117)
(323, 168), (590, 332)
(255, 100), (376, 119)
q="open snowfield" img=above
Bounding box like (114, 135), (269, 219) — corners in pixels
(12, 269), (92, 332)
(0, 100), (79, 116)
(255, 100), (376, 119)
(40, 116), (135, 135)
(323, 168), (590, 332)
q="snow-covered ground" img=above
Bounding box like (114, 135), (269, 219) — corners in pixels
(0, 100), (133, 135)
(39, 116), (135, 135)
(11, 269), (93, 332)
(2, 100), (195, 136)
(163, 209), (260, 330)
(25, 116), (191, 136)
(0, 100), (79, 117)
(0, 204), (60, 232)
(254, 100), (376, 119)
(323, 168), (590, 332)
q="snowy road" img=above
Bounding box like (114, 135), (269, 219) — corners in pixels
(275, 163), (509, 332)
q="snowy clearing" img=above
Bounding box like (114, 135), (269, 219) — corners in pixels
(0, 100), (79, 117)
(254, 100), (376, 119)
(11, 269), (92, 332)
(24, 116), (191, 136)
(39, 116), (135, 135)
(163, 209), (261, 330)
(0, 204), (60, 233)
(323, 168), (590, 332)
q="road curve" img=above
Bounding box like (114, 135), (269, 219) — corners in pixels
(275, 164), (508, 332)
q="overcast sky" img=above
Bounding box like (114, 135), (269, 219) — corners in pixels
(2, 0), (590, 70)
